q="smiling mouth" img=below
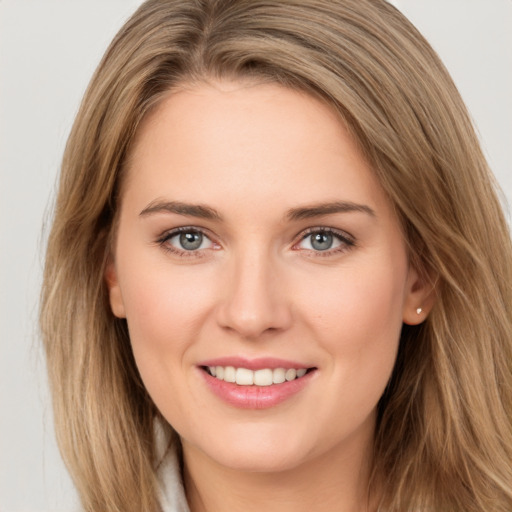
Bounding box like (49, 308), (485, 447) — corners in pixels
(202, 366), (316, 386)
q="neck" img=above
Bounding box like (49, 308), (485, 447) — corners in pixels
(182, 432), (378, 512)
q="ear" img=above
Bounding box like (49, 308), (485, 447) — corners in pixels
(402, 265), (436, 325)
(104, 256), (126, 318)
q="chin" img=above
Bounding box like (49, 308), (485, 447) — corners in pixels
(210, 445), (307, 473)
(187, 425), (313, 473)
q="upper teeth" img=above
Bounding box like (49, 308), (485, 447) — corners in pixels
(208, 366), (308, 386)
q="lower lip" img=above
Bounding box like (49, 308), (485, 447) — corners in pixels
(200, 369), (315, 409)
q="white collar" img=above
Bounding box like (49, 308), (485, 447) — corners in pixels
(155, 421), (190, 512)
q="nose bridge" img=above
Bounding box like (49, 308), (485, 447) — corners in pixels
(217, 244), (291, 338)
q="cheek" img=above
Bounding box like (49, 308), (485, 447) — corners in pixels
(307, 263), (404, 331)
(299, 256), (406, 385)
(117, 265), (219, 429)
(116, 260), (215, 382)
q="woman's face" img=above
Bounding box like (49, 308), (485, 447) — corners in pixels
(107, 80), (426, 473)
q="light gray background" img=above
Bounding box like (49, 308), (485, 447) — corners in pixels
(1, 1), (510, 511)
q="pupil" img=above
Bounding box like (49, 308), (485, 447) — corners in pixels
(180, 232), (202, 250)
(311, 232), (333, 251)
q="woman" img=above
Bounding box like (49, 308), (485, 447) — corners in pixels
(40, 0), (512, 511)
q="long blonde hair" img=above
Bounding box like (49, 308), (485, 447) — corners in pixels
(40, 1), (512, 510)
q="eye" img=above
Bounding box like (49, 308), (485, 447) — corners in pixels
(173, 231), (209, 251)
(295, 228), (354, 254)
(304, 232), (337, 251)
(158, 227), (216, 255)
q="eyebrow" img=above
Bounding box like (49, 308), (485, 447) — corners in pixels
(139, 199), (375, 222)
(139, 200), (222, 220)
(285, 201), (376, 221)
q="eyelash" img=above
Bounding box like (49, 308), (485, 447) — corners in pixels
(156, 226), (356, 258)
(156, 226), (217, 259)
(293, 227), (356, 257)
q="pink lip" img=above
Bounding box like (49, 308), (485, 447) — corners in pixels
(198, 363), (317, 410)
(198, 356), (312, 371)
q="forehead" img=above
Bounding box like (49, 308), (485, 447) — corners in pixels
(129, 80), (348, 166)
(122, 80), (389, 218)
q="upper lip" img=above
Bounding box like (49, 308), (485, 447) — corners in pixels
(198, 356), (315, 371)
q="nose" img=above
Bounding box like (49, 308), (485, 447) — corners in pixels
(216, 249), (292, 340)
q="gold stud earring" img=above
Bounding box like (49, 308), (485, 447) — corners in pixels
(416, 307), (423, 315)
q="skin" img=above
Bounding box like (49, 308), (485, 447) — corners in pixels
(106, 80), (431, 512)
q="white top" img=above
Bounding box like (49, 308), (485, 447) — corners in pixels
(155, 421), (190, 512)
